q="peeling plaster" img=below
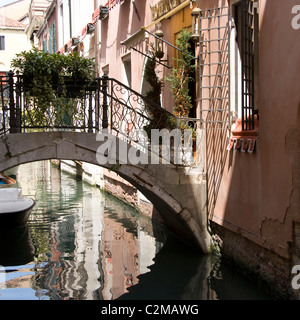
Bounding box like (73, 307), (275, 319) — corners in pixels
(260, 101), (300, 258)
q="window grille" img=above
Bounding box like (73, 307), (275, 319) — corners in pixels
(240, 0), (256, 130)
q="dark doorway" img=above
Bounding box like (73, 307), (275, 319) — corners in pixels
(188, 39), (196, 119)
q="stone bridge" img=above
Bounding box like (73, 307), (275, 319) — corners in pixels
(0, 131), (211, 253)
(0, 73), (211, 253)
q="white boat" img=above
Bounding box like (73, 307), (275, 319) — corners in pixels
(0, 188), (35, 227)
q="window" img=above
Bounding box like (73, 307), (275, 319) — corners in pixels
(59, 4), (64, 49)
(122, 54), (132, 88)
(232, 0), (258, 130)
(226, 0), (259, 152)
(0, 36), (5, 51)
(102, 65), (109, 76)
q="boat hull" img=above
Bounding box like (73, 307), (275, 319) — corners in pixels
(0, 200), (35, 228)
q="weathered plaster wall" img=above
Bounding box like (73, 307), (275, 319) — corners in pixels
(209, 0), (300, 297)
(257, 0), (300, 257)
(211, 0), (300, 255)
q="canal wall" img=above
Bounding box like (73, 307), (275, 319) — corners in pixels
(211, 222), (293, 299)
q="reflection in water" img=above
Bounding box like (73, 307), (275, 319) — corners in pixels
(0, 161), (167, 300)
(0, 226), (35, 267)
(0, 161), (275, 300)
(118, 234), (274, 300)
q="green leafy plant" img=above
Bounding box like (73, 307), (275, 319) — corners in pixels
(165, 28), (195, 120)
(11, 48), (95, 128)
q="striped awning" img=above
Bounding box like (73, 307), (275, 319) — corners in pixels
(108, 0), (124, 9)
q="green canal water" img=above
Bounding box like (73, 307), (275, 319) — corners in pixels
(0, 161), (275, 300)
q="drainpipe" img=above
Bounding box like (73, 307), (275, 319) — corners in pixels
(94, 0), (99, 76)
(69, 0), (72, 38)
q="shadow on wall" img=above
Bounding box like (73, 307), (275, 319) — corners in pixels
(209, 0), (300, 299)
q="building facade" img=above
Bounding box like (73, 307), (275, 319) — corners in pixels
(0, 15), (31, 74)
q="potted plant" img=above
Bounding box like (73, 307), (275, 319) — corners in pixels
(165, 28), (195, 122)
(11, 48), (95, 128)
(142, 48), (177, 135)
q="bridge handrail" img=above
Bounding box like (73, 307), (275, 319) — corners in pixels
(0, 72), (203, 138)
(105, 76), (178, 121)
(0, 73), (207, 166)
(103, 76), (181, 141)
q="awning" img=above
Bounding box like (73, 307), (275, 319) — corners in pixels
(120, 28), (146, 50)
(145, 0), (190, 30)
(108, 0), (124, 9)
(92, 6), (100, 22)
(80, 23), (95, 40)
(120, 0), (190, 51)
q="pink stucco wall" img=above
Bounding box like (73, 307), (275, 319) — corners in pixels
(212, 0), (300, 259)
(99, 1), (151, 92)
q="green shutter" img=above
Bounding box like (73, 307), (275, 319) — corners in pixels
(43, 40), (47, 52)
(49, 25), (53, 53)
(52, 21), (57, 53)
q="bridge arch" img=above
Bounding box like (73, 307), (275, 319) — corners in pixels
(0, 132), (211, 253)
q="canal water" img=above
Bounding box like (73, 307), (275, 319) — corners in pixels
(0, 161), (275, 300)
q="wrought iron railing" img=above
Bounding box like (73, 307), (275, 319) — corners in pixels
(0, 72), (179, 136)
(0, 72), (206, 166)
(105, 76), (178, 142)
(0, 73), (10, 136)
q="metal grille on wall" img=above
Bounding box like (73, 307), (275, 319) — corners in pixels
(198, 6), (230, 130)
(198, 6), (231, 220)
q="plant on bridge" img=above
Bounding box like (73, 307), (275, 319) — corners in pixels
(165, 28), (195, 123)
(11, 48), (95, 128)
(143, 47), (177, 134)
